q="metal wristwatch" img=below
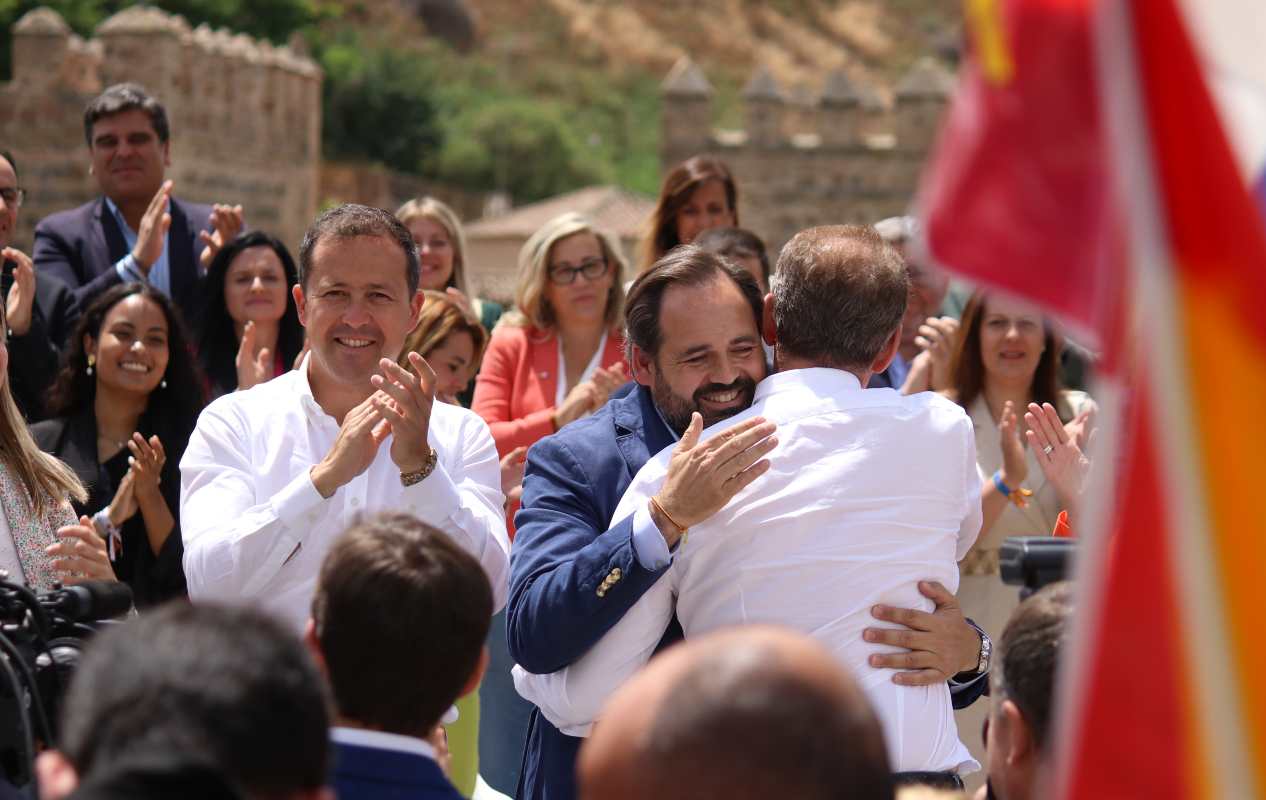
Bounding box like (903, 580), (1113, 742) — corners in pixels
(399, 448), (437, 487)
(974, 625), (993, 675)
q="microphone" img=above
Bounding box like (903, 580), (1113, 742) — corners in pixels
(39, 582), (134, 622)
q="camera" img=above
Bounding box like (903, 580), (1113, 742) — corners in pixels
(0, 578), (132, 787)
(999, 536), (1076, 598)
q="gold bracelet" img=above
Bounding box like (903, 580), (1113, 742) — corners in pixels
(649, 495), (689, 546)
(400, 448), (438, 487)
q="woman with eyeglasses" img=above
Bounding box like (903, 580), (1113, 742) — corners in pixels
(473, 212), (628, 479)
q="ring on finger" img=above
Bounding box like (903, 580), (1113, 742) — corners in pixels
(1042, 444), (1054, 455)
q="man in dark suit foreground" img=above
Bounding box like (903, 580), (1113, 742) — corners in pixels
(578, 626), (893, 800)
(34, 604), (332, 800)
(33, 82), (242, 322)
(306, 513), (492, 800)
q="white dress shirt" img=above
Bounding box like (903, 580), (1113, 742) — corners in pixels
(514, 368), (982, 773)
(330, 726), (437, 760)
(180, 359), (510, 632)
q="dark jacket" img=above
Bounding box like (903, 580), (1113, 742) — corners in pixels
(33, 195), (212, 324)
(32, 409), (189, 607)
(8, 272), (79, 421)
(333, 739), (464, 800)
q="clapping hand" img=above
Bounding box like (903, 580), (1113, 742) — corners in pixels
(131, 181), (172, 273)
(914, 316), (960, 392)
(49, 516), (117, 583)
(371, 353), (437, 473)
(998, 400), (1028, 488)
(590, 362), (627, 406)
(500, 446), (528, 508)
(127, 434), (166, 500)
(235, 320), (272, 390)
(198, 203), (245, 272)
(310, 393), (391, 498)
(106, 469), (139, 528)
(2, 247), (35, 336)
(1025, 402), (1093, 507)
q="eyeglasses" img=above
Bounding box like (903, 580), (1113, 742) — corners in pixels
(548, 257), (609, 286)
(0, 187), (25, 208)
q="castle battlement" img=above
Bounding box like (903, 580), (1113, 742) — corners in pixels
(0, 5), (323, 251)
(659, 56), (954, 257)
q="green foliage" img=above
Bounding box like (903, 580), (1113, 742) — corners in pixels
(0, 0), (326, 80)
(313, 31), (443, 174)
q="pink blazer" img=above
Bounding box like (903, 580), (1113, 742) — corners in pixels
(473, 324), (626, 458)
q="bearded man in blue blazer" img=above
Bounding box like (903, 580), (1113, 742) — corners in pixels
(509, 246), (993, 800)
(33, 83), (242, 323)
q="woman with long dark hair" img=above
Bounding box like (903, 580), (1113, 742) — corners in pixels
(195, 230), (304, 398)
(33, 283), (206, 607)
(943, 291), (1095, 632)
(636, 155), (739, 274)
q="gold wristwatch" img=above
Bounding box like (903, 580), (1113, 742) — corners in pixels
(400, 448), (438, 486)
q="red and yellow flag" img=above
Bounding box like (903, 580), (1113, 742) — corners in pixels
(919, 0), (1266, 796)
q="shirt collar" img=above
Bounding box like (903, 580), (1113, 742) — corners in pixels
(330, 726), (437, 761)
(104, 195), (167, 234)
(752, 367), (863, 404)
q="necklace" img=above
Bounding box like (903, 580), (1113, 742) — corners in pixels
(97, 433), (129, 452)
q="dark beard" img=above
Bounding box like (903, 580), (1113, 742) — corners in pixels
(651, 372), (758, 435)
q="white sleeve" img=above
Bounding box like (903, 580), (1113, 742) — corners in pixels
(513, 571), (675, 736)
(404, 413), (510, 612)
(957, 416), (984, 561)
(180, 403), (327, 601)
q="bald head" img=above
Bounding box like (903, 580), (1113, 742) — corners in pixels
(578, 626), (892, 800)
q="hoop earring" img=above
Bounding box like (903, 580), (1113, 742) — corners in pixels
(86, 355), (95, 376)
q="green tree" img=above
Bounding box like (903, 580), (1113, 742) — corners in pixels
(436, 98), (610, 203)
(315, 32), (444, 174)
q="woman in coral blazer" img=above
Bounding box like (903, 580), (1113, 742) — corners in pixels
(474, 211), (629, 482)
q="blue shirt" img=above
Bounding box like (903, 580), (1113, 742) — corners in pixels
(106, 196), (171, 297)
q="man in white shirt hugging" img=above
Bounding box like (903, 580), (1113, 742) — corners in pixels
(515, 225), (983, 785)
(180, 204), (509, 631)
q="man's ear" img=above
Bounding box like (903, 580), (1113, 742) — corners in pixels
(458, 646), (490, 699)
(999, 698), (1035, 766)
(293, 283), (308, 327)
(35, 750), (79, 800)
(630, 345), (655, 388)
(161, 140), (171, 169)
(868, 327), (901, 375)
(761, 292), (776, 347)
(409, 289), (425, 329)
(302, 618), (328, 678)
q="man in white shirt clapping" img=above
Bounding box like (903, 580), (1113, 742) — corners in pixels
(179, 204), (509, 631)
(516, 225), (983, 785)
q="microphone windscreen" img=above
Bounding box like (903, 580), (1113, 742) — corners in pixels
(78, 581), (134, 619)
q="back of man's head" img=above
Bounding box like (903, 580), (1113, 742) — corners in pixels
(987, 581), (1075, 800)
(579, 626), (892, 800)
(310, 513), (493, 737)
(773, 224), (908, 372)
(49, 603), (330, 800)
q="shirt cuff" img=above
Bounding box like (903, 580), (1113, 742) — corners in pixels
(114, 254), (147, 283)
(399, 461), (464, 525)
(270, 468), (327, 530)
(631, 501), (672, 570)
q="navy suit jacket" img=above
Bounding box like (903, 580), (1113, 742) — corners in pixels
(33, 195), (211, 323)
(508, 384), (988, 800)
(509, 384), (679, 800)
(332, 740), (463, 800)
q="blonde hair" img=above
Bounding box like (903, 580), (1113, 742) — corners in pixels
(399, 290), (489, 376)
(502, 212), (627, 332)
(0, 363), (86, 516)
(395, 196), (470, 296)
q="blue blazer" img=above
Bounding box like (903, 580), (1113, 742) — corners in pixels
(509, 384), (680, 800)
(33, 195), (211, 323)
(332, 740), (463, 800)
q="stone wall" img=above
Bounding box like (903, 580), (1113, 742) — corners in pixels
(660, 57), (955, 259)
(0, 6), (321, 253)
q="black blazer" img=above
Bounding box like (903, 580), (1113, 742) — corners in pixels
(8, 272), (79, 422)
(33, 195), (212, 324)
(31, 410), (188, 608)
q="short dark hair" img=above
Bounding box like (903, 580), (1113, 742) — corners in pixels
(773, 225), (908, 370)
(624, 244), (763, 365)
(311, 513), (493, 736)
(83, 83), (170, 146)
(693, 227), (770, 286)
(1, 150), (17, 178)
(644, 640), (892, 800)
(59, 604), (330, 795)
(298, 203), (421, 295)
(995, 581), (1075, 749)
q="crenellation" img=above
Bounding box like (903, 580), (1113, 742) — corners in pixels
(0, 5), (322, 252)
(661, 56), (953, 256)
